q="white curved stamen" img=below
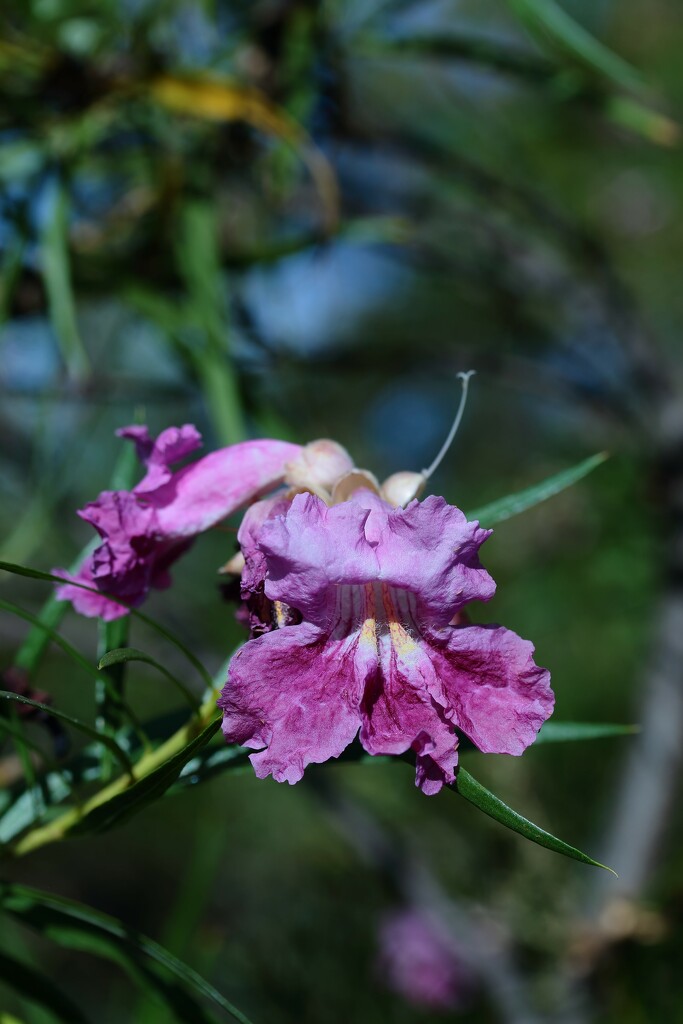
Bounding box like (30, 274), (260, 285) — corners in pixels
(421, 370), (476, 480)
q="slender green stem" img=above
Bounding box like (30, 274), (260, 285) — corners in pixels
(11, 691), (220, 857)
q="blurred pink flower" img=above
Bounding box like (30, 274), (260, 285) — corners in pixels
(377, 908), (473, 1011)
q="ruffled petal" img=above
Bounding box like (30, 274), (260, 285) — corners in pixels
(257, 493), (379, 624)
(58, 432), (302, 618)
(359, 626), (459, 794)
(62, 490), (193, 607)
(117, 424), (203, 494)
(54, 564), (129, 621)
(366, 493), (495, 626)
(219, 622), (370, 783)
(258, 492), (494, 630)
(426, 624), (554, 754)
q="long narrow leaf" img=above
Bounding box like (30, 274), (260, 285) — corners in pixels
(454, 766), (615, 873)
(0, 711), (191, 843)
(0, 883), (254, 1024)
(0, 561), (213, 689)
(12, 539), (99, 677)
(0, 947), (90, 1023)
(41, 179), (89, 379)
(534, 721), (638, 744)
(508, 0), (644, 94)
(99, 648), (200, 711)
(466, 452), (607, 526)
(0, 596), (103, 682)
(0, 692), (133, 778)
(68, 717), (221, 837)
(177, 200), (245, 447)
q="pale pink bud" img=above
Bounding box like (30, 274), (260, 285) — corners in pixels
(284, 439), (354, 494)
(381, 471), (426, 507)
(331, 469), (381, 504)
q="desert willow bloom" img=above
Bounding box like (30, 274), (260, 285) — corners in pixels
(55, 379), (553, 793)
(218, 374), (553, 793)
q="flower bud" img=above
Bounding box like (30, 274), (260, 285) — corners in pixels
(285, 439), (354, 495)
(381, 471), (426, 507)
(331, 469), (381, 505)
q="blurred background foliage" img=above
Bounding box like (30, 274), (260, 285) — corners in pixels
(1, 0), (682, 1021)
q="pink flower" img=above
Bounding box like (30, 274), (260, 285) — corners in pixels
(218, 490), (553, 794)
(377, 908), (472, 1010)
(55, 425), (306, 619)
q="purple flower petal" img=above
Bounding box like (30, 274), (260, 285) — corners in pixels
(150, 439), (302, 535)
(221, 489), (553, 792)
(56, 428), (303, 616)
(219, 623), (366, 783)
(257, 493), (379, 625)
(378, 908), (472, 1010)
(426, 623), (554, 755)
(117, 424), (203, 494)
(53, 565), (129, 621)
(360, 492), (496, 625)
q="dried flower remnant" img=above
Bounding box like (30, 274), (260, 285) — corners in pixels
(55, 425), (305, 619)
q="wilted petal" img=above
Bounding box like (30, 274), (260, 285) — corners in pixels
(219, 623), (368, 783)
(54, 564), (129, 621)
(76, 490), (193, 604)
(117, 424), (203, 494)
(57, 430), (303, 618)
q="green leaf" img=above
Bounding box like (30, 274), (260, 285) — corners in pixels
(454, 766), (615, 873)
(0, 713), (56, 767)
(0, 691), (133, 779)
(507, 0), (645, 95)
(0, 947), (90, 1023)
(41, 179), (89, 380)
(0, 882), (254, 1024)
(171, 744), (251, 794)
(0, 560), (214, 690)
(176, 200), (245, 446)
(534, 721), (638, 744)
(606, 94), (680, 147)
(68, 717), (221, 837)
(12, 538), (99, 678)
(99, 648), (201, 711)
(0, 230), (25, 327)
(0, 596), (103, 683)
(0, 712), (190, 844)
(97, 617), (138, 782)
(13, 438), (138, 681)
(466, 451), (607, 526)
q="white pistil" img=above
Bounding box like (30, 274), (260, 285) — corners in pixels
(381, 370), (476, 507)
(421, 370), (476, 481)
